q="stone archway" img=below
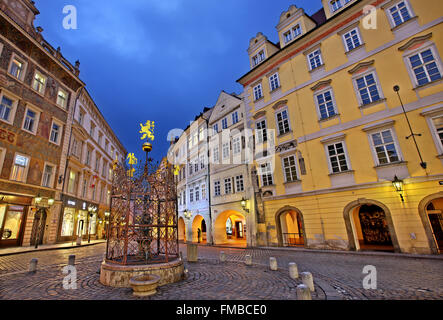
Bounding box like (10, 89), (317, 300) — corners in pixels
(343, 199), (400, 253)
(275, 206), (306, 247)
(418, 192), (443, 255)
(214, 210), (246, 246)
(191, 215), (206, 244)
(178, 217), (186, 242)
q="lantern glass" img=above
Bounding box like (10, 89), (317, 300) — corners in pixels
(392, 176), (403, 192)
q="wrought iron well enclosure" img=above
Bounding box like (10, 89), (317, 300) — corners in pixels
(105, 158), (179, 265)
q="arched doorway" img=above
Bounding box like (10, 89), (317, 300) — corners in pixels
(214, 210), (246, 247)
(191, 215), (207, 244)
(344, 200), (399, 252)
(418, 193), (443, 254)
(178, 217), (186, 242)
(30, 208), (47, 246)
(275, 206), (306, 247)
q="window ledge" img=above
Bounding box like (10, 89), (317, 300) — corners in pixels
(277, 130), (293, 138)
(391, 16), (418, 32)
(358, 98), (387, 109)
(413, 78), (443, 92)
(254, 96), (264, 103)
(284, 180), (301, 185)
(262, 184), (276, 188)
(318, 113), (340, 123)
(345, 43), (365, 56)
(374, 161), (407, 169)
(328, 170), (354, 177)
(309, 64), (325, 74)
(270, 86), (281, 94)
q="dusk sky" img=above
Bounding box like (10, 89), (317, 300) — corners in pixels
(34, 0), (321, 162)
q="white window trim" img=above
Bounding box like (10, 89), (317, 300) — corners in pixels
(329, 0), (354, 13)
(21, 104), (41, 135)
(10, 152), (30, 183)
(214, 180), (221, 196)
(307, 48), (324, 71)
(255, 117), (268, 144)
(341, 27), (364, 53)
(274, 106), (292, 136)
(268, 72), (281, 92)
(258, 161), (275, 187)
(57, 87), (68, 109)
(281, 153), (300, 183)
(253, 83), (263, 101)
(0, 89), (20, 125)
(235, 175), (244, 192)
(384, 0), (415, 29)
(323, 140), (352, 174)
(8, 53), (28, 82)
(402, 42), (443, 89)
(351, 68), (385, 107)
(32, 70), (47, 96)
(0, 147), (6, 174)
(424, 111), (443, 155)
(366, 126), (404, 166)
(232, 135), (242, 155)
(222, 142), (230, 160)
(224, 177), (233, 194)
(49, 118), (63, 145)
(41, 161), (56, 188)
(313, 86), (339, 120)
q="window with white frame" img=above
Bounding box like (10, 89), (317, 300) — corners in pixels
(260, 163), (274, 186)
(213, 146), (219, 163)
(315, 90), (337, 120)
(236, 175), (244, 192)
(214, 181), (221, 196)
(49, 121), (62, 144)
(199, 126), (204, 141)
(327, 142), (349, 173)
(355, 72), (382, 105)
(434, 117), (443, 149)
(22, 107), (39, 134)
(194, 160), (198, 173)
(276, 109), (290, 135)
(42, 164), (55, 188)
(233, 136), (241, 155)
(11, 154), (29, 182)
(78, 109), (84, 125)
(0, 95), (15, 123)
(252, 50), (266, 66)
(213, 123), (219, 134)
(189, 162), (193, 175)
(370, 129), (400, 165)
(57, 88), (68, 109)
(182, 190), (186, 204)
(222, 142), (230, 159)
(283, 155), (298, 182)
(90, 122), (95, 138)
(222, 118), (228, 129)
(293, 24), (302, 38)
(200, 155), (205, 169)
(0, 148), (6, 173)
(343, 28), (362, 52)
(95, 154), (101, 172)
(82, 178), (88, 198)
(269, 73), (280, 91)
(195, 186), (200, 201)
(253, 84), (263, 101)
(407, 48), (442, 87)
(32, 71), (46, 94)
(201, 184), (206, 200)
(388, 1), (412, 27)
(331, 0), (352, 12)
(224, 178), (232, 194)
(85, 149), (91, 166)
(189, 188), (194, 202)
(256, 119), (268, 143)
(9, 57), (25, 79)
(308, 49), (323, 70)
(232, 111), (239, 125)
(284, 31), (292, 44)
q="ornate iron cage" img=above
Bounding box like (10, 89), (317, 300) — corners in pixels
(105, 158), (179, 265)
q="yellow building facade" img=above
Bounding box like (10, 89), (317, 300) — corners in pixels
(238, 0), (443, 254)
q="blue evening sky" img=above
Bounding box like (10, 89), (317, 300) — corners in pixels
(34, 0), (322, 162)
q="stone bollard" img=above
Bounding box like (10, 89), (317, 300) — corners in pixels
(301, 272), (315, 292)
(76, 236), (82, 246)
(289, 262), (299, 279)
(220, 251), (226, 262)
(29, 258), (38, 273)
(269, 257), (277, 271)
(296, 284), (312, 300)
(187, 243), (198, 262)
(68, 254), (75, 266)
(245, 254), (252, 266)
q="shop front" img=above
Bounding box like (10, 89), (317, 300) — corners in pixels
(0, 194), (32, 248)
(58, 195), (99, 243)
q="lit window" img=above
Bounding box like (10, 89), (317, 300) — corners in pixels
(253, 84), (263, 101)
(11, 154), (29, 182)
(389, 1), (412, 27)
(316, 90), (336, 119)
(308, 49), (323, 70)
(283, 155), (298, 182)
(0, 96), (13, 122)
(32, 71), (46, 94)
(356, 73), (381, 105)
(50, 122), (61, 144)
(327, 142), (349, 173)
(42, 164), (54, 188)
(9, 58), (24, 79)
(371, 130), (400, 165)
(256, 119), (267, 143)
(269, 73), (280, 91)
(276, 109), (290, 135)
(408, 49), (442, 86)
(57, 89), (68, 109)
(343, 28), (362, 52)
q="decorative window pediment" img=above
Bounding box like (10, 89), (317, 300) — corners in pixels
(310, 79), (332, 91)
(272, 99), (288, 111)
(348, 60), (375, 74)
(398, 33), (432, 52)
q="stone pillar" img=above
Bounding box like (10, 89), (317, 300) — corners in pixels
(296, 284), (312, 300)
(29, 258), (38, 272)
(187, 243), (198, 262)
(68, 255), (75, 266)
(301, 272), (314, 292)
(289, 262), (299, 279)
(245, 254), (252, 266)
(269, 257), (277, 271)
(220, 251), (226, 262)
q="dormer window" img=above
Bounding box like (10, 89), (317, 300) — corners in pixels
(283, 24), (302, 44)
(331, 0), (353, 12)
(252, 50), (266, 67)
(293, 24), (302, 38)
(284, 31), (292, 44)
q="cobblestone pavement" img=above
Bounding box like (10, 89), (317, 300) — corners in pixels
(0, 243), (442, 300)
